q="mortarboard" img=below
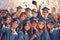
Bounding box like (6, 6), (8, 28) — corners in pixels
(31, 9), (37, 13)
(25, 7), (31, 11)
(42, 7), (50, 11)
(32, 0), (37, 4)
(30, 17), (39, 22)
(17, 6), (23, 10)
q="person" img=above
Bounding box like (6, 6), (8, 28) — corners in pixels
(16, 6), (23, 17)
(31, 9), (38, 18)
(9, 19), (19, 40)
(47, 20), (60, 40)
(40, 7), (50, 23)
(18, 12), (27, 30)
(11, 12), (18, 20)
(35, 20), (50, 40)
(18, 20), (31, 40)
(30, 17), (38, 40)
(25, 7), (31, 19)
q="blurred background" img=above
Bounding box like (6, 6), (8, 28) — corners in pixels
(0, 0), (60, 13)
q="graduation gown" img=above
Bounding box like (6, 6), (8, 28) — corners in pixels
(49, 29), (59, 40)
(1, 27), (11, 40)
(36, 30), (51, 40)
(18, 31), (30, 40)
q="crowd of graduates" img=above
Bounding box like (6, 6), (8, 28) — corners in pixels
(0, 0), (60, 40)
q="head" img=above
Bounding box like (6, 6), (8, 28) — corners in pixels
(12, 20), (19, 29)
(12, 12), (17, 19)
(37, 20), (46, 32)
(1, 11), (7, 17)
(16, 6), (23, 13)
(51, 7), (56, 13)
(20, 12), (27, 21)
(42, 7), (49, 16)
(30, 20), (37, 29)
(47, 22), (54, 30)
(5, 17), (11, 24)
(31, 9), (37, 17)
(23, 23), (30, 31)
(53, 14), (59, 21)
(25, 8), (31, 16)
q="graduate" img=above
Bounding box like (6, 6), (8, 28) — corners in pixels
(25, 7), (31, 19)
(18, 12), (27, 30)
(9, 19), (19, 40)
(18, 20), (31, 40)
(11, 12), (18, 20)
(35, 20), (51, 40)
(32, 0), (42, 19)
(30, 17), (39, 40)
(31, 9), (38, 18)
(5, 15), (11, 25)
(40, 7), (50, 22)
(16, 6), (23, 17)
(1, 16), (11, 40)
(47, 20), (60, 40)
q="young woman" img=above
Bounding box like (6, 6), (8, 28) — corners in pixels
(36, 20), (51, 40)
(9, 19), (19, 40)
(18, 20), (31, 40)
(47, 20), (60, 40)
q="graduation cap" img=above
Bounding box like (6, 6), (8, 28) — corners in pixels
(31, 9), (37, 13)
(38, 19), (46, 23)
(6, 15), (11, 18)
(12, 18), (20, 24)
(20, 12), (25, 16)
(47, 19), (54, 24)
(24, 19), (30, 24)
(17, 6), (23, 10)
(42, 7), (50, 11)
(32, 0), (37, 5)
(30, 17), (39, 22)
(25, 7), (31, 11)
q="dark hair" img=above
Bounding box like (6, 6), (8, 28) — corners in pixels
(22, 23), (31, 34)
(48, 22), (54, 25)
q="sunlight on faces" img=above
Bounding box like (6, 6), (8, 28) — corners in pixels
(53, 14), (59, 20)
(32, 12), (37, 17)
(6, 17), (11, 24)
(38, 21), (45, 29)
(12, 13), (17, 18)
(1, 12), (6, 17)
(24, 23), (30, 31)
(25, 10), (30, 15)
(30, 20), (37, 29)
(47, 22), (54, 29)
(20, 14), (27, 20)
(12, 21), (19, 29)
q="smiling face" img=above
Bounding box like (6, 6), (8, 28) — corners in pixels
(47, 22), (54, 29)
(38, 21), (45, 29)
(12, 21), (19, 29)
(32, 12), (37, 17)
(6, 17), (11, 24)
(24, 23), (30, 31)
(30, 20), (37, 29)
(20, 14), (27, 21)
